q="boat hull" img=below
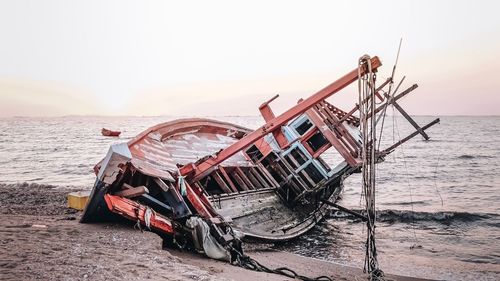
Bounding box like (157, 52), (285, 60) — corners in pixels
(83, 118), (353, 241)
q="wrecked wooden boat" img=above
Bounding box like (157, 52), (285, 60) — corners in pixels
(81, 56), (439, 253)
(101, 128), (121, 137)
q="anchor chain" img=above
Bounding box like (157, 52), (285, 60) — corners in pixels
(229, 245), (333, 281)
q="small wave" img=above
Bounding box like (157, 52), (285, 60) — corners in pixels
(0, 182), (85, 190)
(0, 182), (60, 189)
(377, 210), (494, 223)
(327, 209), (496, 224)
(457, 154), (493, 159)
(383, 200), (429, 206)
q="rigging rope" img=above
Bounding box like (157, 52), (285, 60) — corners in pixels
(393, 108), (419, 245)
(358, 55), (385, 281)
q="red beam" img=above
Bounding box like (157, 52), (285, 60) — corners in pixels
(187, 56), (382, 181)
(259, 94), (289, 149)
(104, 194), (174, 234)
(306, 109), (360, 167)
(185, 182), (214, 218)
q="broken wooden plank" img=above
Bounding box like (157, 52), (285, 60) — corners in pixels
(154, 177), (183, 202)
(115, 185), (149, 198)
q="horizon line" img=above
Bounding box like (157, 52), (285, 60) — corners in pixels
(1, 114), (499, 119)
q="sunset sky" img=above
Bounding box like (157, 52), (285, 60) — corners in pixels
(0, 0), (499, 117)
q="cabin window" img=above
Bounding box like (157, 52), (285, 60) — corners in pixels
(294, 118), (313, 135)
(290, 147), (308, 165)
(246, 145), (264, 162)
(259, 153), (283, 185)
(303, 163), (324, 184)
(284, 155), (299, 169)
(306, 131), (328, 152)
(298, 170), (315, 187)
(316, 156), (331, 173)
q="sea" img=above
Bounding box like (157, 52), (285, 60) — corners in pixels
(0, 115), (498, 280)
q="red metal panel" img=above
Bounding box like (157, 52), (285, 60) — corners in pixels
(104, 194), (174, 234)
(94, 118), (255, 180)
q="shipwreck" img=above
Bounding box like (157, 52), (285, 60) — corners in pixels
(81, 55), (439, 262)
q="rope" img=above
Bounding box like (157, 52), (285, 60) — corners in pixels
(358, 55), (386, 281)
(393, 108), (419, 245)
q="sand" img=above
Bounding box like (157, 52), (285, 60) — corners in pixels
(0, 183), (432, 281)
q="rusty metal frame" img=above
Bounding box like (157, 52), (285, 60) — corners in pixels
(185, 56), (382, 181)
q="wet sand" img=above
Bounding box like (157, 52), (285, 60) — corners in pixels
(0, 183), (432, 281)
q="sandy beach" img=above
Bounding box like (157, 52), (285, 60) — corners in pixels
(0, 183), (433, 281)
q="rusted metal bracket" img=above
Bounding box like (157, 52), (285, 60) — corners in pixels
(259, 94), (279, 121)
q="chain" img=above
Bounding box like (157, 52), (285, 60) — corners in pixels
(229, 245), (333, 281)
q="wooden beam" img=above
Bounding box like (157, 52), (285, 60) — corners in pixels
(374, 84), (418, 115)
(259, 95), (289, 149)
(154, 178), (182, 202)
(212, 172), (233, 193)
(235, 167), (254, 190)
(382, 118), (440, 154)
(249, 167), (271, 188)
(245, 168), (262, 189)
(257, 165), (280, 188)
(219, 166), (239, 193)
(232, 172), (249, 191)
(383, 92), (429, 140)
(185, 182), (213, 218)
(115, 185), (149, 198)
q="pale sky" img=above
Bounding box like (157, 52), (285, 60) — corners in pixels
(0, 0), (499, 117)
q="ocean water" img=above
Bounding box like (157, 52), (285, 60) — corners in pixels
(0, 115), (499, 280)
